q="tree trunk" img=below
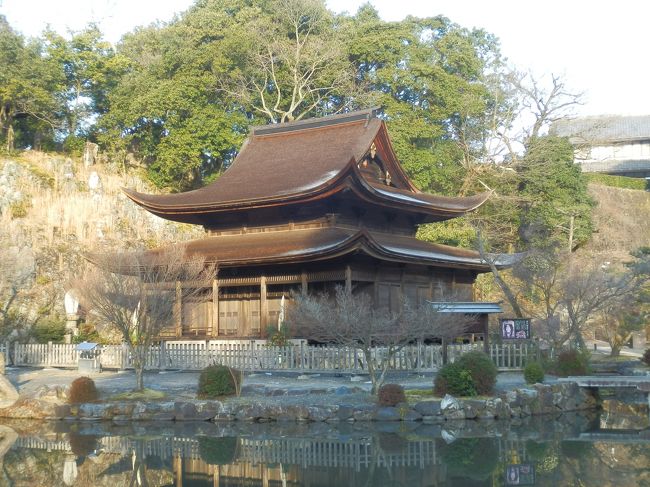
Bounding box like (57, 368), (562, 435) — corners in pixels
(135, 363), (144, 391)
(476, 230), (524, 317)
(610, 344), (621, 357)
(363, 348), (379, 395)
(6, 124), (14, 152)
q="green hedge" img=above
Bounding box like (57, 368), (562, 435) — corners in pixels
(586, 173), (646, 190)
(197, 365), (240, 398)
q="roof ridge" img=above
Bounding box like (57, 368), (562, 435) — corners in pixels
(252, 107), (380, 136)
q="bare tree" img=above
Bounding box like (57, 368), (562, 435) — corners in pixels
(77, 247), (217, 391)
(511, 249), (646, 350)
(288, 287), (472, 394)
(478, 69), (584, 164)
(221, 0), (369, 123)
(475, 227), (524, 318)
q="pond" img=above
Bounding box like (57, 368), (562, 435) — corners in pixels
(0, 412), (648, 486)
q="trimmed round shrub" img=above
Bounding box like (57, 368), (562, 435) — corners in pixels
(197, 365), (240, 399)
(68, 376), (99, 404)
(378, 433), (408, 454)
(434, 362), (476, 397)
(198, 436), (240, 465)
(524, 361), (545, 384)
(377, 383), (406, 406)
(555, 349), (589, 377)
(642, 349), (650, 367)
(456, 351), (497, 395)
(438, 438), (499, 481)
(68, 433), (98, 457)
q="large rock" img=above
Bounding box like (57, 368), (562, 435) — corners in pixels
(463, 399), (487, 419)
(413, 400), (441, 417)
(0, 398), (59, 419)
(307, 405), (334, 422)
(441, 395), (465, 419)
(29, 384), (68, 404)
(374, 407), (402, 421)
(0, 376), (19, 407)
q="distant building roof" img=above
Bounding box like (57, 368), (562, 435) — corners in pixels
(551, 115), (650, 144)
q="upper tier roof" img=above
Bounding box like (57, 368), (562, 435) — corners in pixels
(123, 108), (490, 223)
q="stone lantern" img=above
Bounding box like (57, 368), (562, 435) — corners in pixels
(64, 290), (80, 342)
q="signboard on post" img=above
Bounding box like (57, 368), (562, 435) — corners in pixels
(505, 464), (535, 485)
(501, 318), (531, 339)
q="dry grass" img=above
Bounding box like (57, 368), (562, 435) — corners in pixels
(577, 184), (650, 265)
(109, 388), (167, 401)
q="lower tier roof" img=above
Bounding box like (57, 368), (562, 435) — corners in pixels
(136, 227), (519, 272)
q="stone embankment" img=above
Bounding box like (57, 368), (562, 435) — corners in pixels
(0, 382), (597, 422)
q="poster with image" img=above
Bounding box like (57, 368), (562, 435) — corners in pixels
(505, 464), (535, 485)
(500, 318), (531, 339)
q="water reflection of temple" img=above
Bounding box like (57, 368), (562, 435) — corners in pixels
(12, 434), (527, 486)
(9, 419), (650, 487)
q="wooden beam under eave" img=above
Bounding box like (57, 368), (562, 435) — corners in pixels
(212, 279), (219, 338)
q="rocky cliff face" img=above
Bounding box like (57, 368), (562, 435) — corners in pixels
(0, 151), (202, 337)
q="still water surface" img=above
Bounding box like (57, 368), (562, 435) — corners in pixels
(0, 412), (648, 486)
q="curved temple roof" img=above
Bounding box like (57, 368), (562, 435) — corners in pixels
(123, 109), (490, 223)
(117, 227), (518, 273)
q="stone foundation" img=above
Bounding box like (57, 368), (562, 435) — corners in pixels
(0, 382), (598, 422)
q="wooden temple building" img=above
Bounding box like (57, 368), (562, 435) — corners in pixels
(123, 108), (513, 340)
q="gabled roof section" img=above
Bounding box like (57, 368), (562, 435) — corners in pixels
(123, 108), (490, 223)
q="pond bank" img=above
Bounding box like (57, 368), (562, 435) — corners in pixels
(0, 377), (598, 422)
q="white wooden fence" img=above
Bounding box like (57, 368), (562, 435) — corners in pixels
(7, 340), (537, 372)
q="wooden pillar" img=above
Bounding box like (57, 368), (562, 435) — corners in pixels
(211, 279), (219, 338)
(260, 276), (268, 338)
(213, 465), (220, 487)
(174, 454), (182, 487)
(345, 265), (352, 294)
(301, 270), (308, 295)
(174, 281), (182, 338)
(482, 313), (489, 354)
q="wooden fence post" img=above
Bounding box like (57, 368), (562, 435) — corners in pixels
(159, 341), (166, 370)
(121, 342), (129, 370)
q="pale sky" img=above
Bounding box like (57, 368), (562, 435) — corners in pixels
(1, 0), (648, 118)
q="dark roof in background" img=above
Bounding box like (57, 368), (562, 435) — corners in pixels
(551, 115), (650, 144)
